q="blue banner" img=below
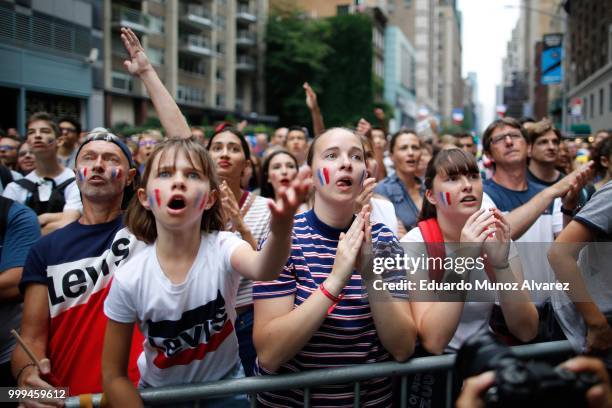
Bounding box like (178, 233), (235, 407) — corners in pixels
(541, 34), (563, 85)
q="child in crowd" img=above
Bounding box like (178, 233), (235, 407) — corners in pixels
(253, 127), (416, 407)
(102, 138), (310, 407)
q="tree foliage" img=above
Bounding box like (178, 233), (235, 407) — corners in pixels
(265, 9), (379, 129)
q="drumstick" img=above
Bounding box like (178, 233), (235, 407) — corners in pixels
(10, 329), (44, 372)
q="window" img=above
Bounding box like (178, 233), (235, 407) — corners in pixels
(147, 47), (164, 66)
(609, 83), (612, 112)
(337, 5), (350, 15)
(600, 88), (604, 116)
(149, 15), (165, 34)
(583, 96), (588, 119)
(216, 94), (225, 106)
(404, 0), (412, 8)
(590, 93), (594, 118)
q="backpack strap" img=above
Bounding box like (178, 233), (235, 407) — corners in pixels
(54, 177), (76, 192)
(417, 218), (446, 283)
(0, 196), (13, 238)
(418, 217), (496, 282)
(14, 178), (38, 192)
(0, 165), (13, 189)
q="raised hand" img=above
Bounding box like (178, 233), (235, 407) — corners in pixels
(356, 118), (372, 137)
(355, 177), (376, 213)
(460, 208), (497, 243)
(120, 27), (153, 77)
(550, 161), (595, 199)
(483, 208), (511, 268)
(268, 168), (312, 233)
(219, 181), (242, 229)
(303, 82), (319, 111)
(329, 210), (366, 289)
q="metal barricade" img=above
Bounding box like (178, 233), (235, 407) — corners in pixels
(65, 340), (574, 408)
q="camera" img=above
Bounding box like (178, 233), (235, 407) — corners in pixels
(455, 332), (600, 408)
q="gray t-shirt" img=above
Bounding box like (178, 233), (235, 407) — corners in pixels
(575, 180), (612, 240)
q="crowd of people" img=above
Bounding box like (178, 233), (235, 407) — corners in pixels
(0, 27), (611, 407)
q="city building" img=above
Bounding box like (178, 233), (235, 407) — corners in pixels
(384, 26), (416, 131)
(436, 0), (462, 126)
(104, 0), (270, 129)
(565, 0), (612, 134)
(0, 0), (97, 135)
(387, 0), (440, 118)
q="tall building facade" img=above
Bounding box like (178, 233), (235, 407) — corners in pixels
(0, 0), (97, 134)
(565, 0), (612, 133)
(388, 0), (439, 117)
(384, 26), (416, 131)
(436, 0), (462, 125)
(104, 0), (269, 129)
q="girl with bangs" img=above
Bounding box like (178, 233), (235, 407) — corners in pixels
(400, 149), (538, 405)
(253, 127), (416, 407)
(102, 138), (311, 407)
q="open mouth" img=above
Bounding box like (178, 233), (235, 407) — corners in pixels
(460, 196), (477, 203)
(168, 197), (186, 210)
(279, 178), (291, 186)
(336, 177), (353, 187)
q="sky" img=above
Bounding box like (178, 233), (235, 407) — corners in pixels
(457, 0), (520, 131)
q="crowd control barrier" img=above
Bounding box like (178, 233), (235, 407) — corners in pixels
(65, 340), (574, 408)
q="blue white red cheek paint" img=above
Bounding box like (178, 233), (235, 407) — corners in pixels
(148, 188), (162, 208)
(110, 167), (122, 180)
(439, 191), (452, 206)
(195, 191), (208, 210)
(317, 167), (330, 186)
(77, 167), (88, 182)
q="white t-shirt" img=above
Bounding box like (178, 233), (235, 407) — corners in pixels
(401, 224), (520, 353)
(0, 169), (22, 195)
(370, 196), (399, 237)
(104, 231), (247, 387)
(2, 167), (82, 212)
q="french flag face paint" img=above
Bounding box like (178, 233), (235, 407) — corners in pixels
(110, 168), (122, 180)
(317, 167), (331, 186)
(154, 189), (162, 207)
(77, 167), (87, 182)
(195, 191), (208, 210)
(439, 191), (452, 206)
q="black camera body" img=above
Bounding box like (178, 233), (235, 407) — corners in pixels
(455, 332), (600, 408)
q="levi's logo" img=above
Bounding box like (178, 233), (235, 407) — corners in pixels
(147, 290), (233, 368)
(46, 231), (137, 317)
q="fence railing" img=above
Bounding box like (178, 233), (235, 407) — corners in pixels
(64, 340), (573, 407)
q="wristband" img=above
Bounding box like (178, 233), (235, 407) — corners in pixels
(15, 362), (36, 383)
(319, 283), (344, 314)
(560, 206), (575, 217)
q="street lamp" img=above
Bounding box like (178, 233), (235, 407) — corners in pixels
(503, 4), (569, 134)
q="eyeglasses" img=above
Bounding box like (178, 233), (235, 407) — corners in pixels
(138, 140), (158, 147)
(60, 127), (77, 133)
(491, 132), (523, 145)
(0, 145), (17, 152)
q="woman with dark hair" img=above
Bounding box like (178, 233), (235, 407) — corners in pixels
(206, 127), (272, 377)
(260, 149), (298, 199)
(374, 129), (424, 231)
(399, 149), (538, 405)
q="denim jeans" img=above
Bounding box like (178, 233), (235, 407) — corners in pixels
(235, 305), (256, 377)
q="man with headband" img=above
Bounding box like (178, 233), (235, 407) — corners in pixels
(11, 129), (147, 399)
(2, 112), (82, 235)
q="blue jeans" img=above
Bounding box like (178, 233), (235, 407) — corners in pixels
(235, 305), (256, 377)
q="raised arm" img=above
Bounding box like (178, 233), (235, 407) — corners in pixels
(504, 163), (593, 240)
(121, 27), (190, 138)
(304, 82), (325, 137)
(231, 169), (312, 281)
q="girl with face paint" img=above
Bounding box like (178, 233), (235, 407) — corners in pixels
(399, 149), (538, 404)
(252, 127), (417, 407)
(102, 137), (311, 407)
